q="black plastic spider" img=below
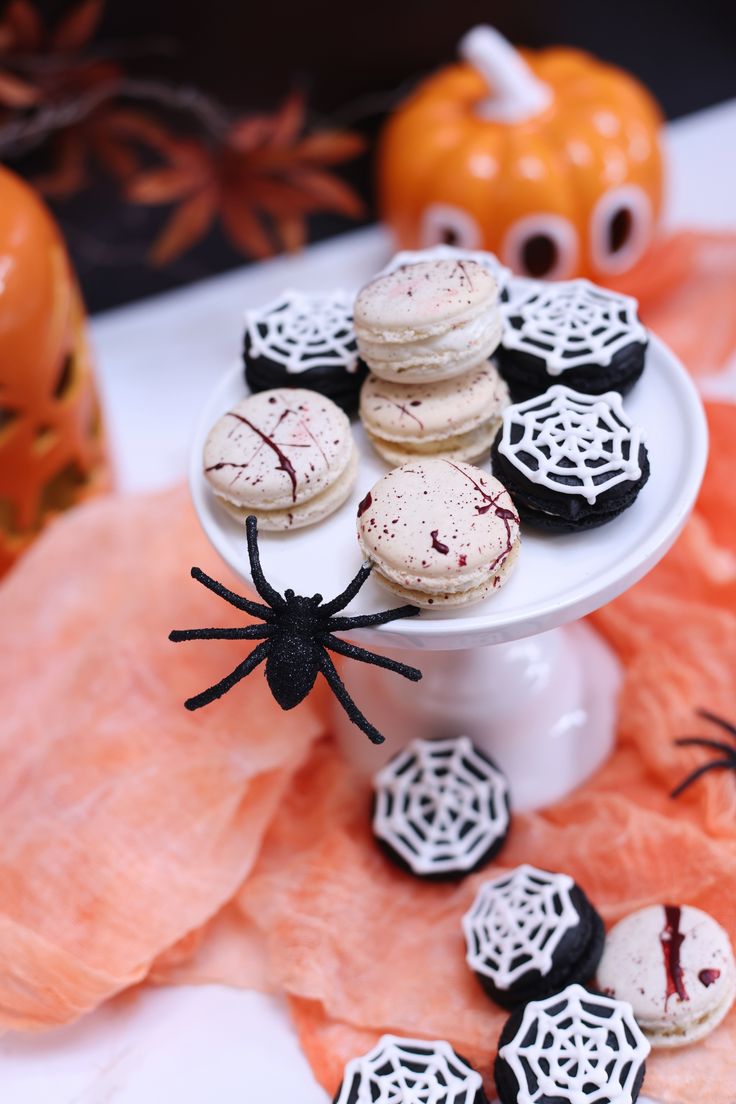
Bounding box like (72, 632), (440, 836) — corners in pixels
(169, 515), (422, 744)
(671, 709), (736, 797)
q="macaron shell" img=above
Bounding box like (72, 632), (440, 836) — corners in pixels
(354, 259), (498, 340)
(360, 364), (509, 445)
(366, 420), (501, 467)
(356, 310), (503, 383)
(215, 443), (358, 530)
(203, 389), (353, 511)
(371, 539), (520, 608)
(356, 459), (521, 606)
(597, 904), (736, 1048)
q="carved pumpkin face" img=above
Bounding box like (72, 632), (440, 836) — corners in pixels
(0, 166), (108, 576)
(378, 28), (664, 282)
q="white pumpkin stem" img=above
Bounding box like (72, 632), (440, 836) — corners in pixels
(459, 25), (551, 123)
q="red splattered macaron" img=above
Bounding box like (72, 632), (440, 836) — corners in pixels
(356, 458), (520, 608)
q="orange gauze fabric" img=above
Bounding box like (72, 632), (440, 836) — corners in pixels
(206, 403), (736, 1104)
(0, 485), (325, 1028)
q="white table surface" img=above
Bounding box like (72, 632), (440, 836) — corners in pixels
(3, 98), (735, 1102)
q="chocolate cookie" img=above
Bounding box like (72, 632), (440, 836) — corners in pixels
(333, 1036), (488, 1104)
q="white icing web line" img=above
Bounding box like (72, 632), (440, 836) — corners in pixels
(501, 277), (647, 371)
(381, 245), (511, 292)
(499, 984), (650, 1104)
(244, 289), (359, 373)
(335, 1035), (483, 1104)
(373, 736), (509, 875)
(498, 385), (643, 505)
(462, 864), (579, 987)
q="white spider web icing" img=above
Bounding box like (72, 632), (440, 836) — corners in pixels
(381, 245), (511, 293)
(501, 277), (647, 372)
(498, 983), (650, 1104)
(462, 865), (580, 987)
(373, 736), (509, 876)
(498, 385), (643, 505)
(244, 289), (360, 373)
(334, 1035), (483, 1104)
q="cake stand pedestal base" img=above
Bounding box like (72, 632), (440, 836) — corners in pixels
(331, 621), (621, 811)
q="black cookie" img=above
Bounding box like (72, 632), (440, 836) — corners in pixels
(497, 277), (648, 400)
(494, 984), (649, 1104)
(243, 290), (368, 413)
(490, 385), (650, 534)
(333, 1036), (489, 1104)
(462, 865), (605, 1010)
(372, 736), (511, 881)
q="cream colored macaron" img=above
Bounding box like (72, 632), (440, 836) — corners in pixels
(203, 388), (357, 530)
(356, 458), (520, 608)
(353, 259), (503, 383)
(597, 904), (736, 1048)
(360, 362), (508, 466)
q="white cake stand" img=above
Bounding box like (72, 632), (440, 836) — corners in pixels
(190, 336), (707, 810)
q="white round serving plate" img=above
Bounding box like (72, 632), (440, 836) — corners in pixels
(190, 335), (708, 652)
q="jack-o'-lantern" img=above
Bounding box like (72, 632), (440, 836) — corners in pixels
(378, 26), (664, 282)
(0, 165), (108, 576)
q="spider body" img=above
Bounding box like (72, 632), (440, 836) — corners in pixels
(170, 515), (422, 743)
(671, 710), (736, 797)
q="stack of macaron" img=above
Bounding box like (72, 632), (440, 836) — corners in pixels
(354, 258), (510, 465)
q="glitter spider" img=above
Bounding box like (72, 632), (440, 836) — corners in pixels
(170, 515), (422, 744)
(671, 710), (736, 797)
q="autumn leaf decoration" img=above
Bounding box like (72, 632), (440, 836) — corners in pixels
(0, 0), (366, 264)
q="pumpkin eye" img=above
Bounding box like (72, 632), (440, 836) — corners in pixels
(420, 203), (482, 250)
(590, 185), (652, 274)
(502, 215), (578, 280)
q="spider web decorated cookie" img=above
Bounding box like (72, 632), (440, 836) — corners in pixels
(334, 1035), (487, 1104)
(497, 385), (644, 505)
(372, 736), (510, 878)
(495, 984), (650, 1104)
(381, 245), (511, 295)
(462, 865), (580, 988)
(245, 290), (360, 374)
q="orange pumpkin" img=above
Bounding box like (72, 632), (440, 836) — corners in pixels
(378, 26), (665, 282)
(0, 165), (109, 576)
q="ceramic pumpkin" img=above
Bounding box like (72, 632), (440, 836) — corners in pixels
(378, 26), (664, 281)
(0, 165), (108, 576)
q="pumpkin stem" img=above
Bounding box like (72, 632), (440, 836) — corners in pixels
(459, 25), (551, 123)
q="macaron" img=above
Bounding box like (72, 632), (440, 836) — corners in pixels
(353, 259), (503, 383)
(380, 243), (512, 297)
(333, 1036), (488, 1104)
(372, 735), (511, 880)
(242, 289), (368, 413)
(360, 362), (509, 465)
(490, 385), (650, 532)
(462, 864), (604, 1009)
(203, 388), (357, 530)
(497, 276), (648, 399)
(356, 458), (520, 608)
(494, 984), (649, 1104)
(597, 903), (736, 1048)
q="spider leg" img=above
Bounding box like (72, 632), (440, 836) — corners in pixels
(191, 567), (273, 621)
(318, 650), (385, 744)
(245, 516), (286, 609)
(671, 759), (736, 798)
(318, 563), (372, 617)
(697, 709), (736, 742)
(170, 625), (273, 643)
(183, 640), (270, 711)
(326, 606), (420, 631)
(674, 737), (736, 757)
(321, 634), (422, 681)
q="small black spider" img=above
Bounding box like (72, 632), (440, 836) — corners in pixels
(671, 709), (736, 797)
(169, 515), (422, 744)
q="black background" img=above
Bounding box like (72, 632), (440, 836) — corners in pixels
(17, 0), (736, 311)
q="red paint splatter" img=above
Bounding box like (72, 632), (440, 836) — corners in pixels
(458, 554), (467, 567)
(430, 530), (449, 554)
(357, 492), (373, 518)
(228, 410), (298, 502)
(699, 968), (721, 987)
(661, 905), (688, 1005)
